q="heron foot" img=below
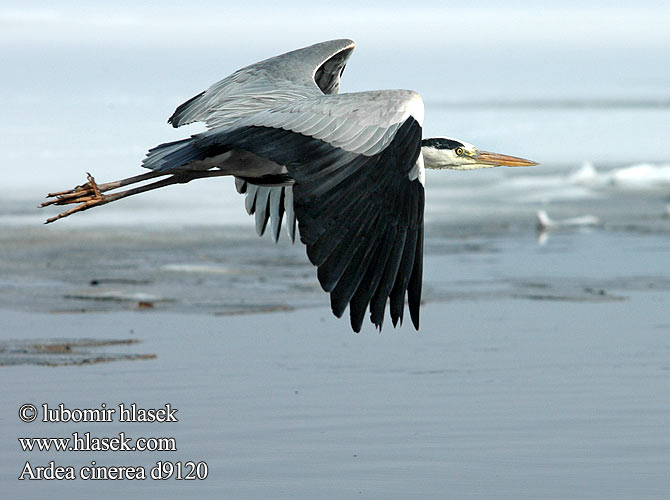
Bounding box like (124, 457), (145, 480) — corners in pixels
(41, 173), (98, 206)
(41, 173), (109, 224)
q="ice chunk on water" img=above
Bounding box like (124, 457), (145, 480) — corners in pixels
(568, 162), (599, 184)
(608, 163), (670, 189)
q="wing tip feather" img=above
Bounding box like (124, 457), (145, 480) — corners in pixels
(168, 90), (206, 128)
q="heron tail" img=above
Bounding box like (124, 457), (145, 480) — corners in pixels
(142, 138), (205, 173)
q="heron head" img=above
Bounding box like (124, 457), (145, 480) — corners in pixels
(421, 137), (538, 170)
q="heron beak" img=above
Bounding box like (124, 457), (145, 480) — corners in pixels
(475, 151), (539, 167)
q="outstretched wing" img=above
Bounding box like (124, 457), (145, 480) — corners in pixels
(143, 89), (425, 331)
(168, 39), (355, 130)
(167, 39), (355, 244)
(193, 90), (426, 331)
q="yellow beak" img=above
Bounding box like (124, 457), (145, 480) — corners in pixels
(476, 151), (539, 167)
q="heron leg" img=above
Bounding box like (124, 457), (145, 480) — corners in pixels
(41, 170), (169, 208)
(41, 170), (229, 224)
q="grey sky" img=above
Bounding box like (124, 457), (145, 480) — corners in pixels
(3, 1), (669, 50)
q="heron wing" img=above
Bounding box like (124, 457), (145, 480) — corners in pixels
(234, 179), (297, 243)
(168, 39), (355, 129)
(229, 90), (424, 155)
(226, 89), (423, 246)
(192, 90), (425, 331)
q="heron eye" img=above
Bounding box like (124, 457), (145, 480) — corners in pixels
(455, 147), (464, 156)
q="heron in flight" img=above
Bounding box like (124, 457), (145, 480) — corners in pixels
(42, 39), (537, 332)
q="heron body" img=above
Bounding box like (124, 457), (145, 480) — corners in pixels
(43, 39), (537, 332)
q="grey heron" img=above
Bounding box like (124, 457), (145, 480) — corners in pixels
(42, 39), (537, 332)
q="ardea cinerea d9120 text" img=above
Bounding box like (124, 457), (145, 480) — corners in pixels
(42, 39), (537, 332)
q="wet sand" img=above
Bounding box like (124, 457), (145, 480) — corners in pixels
(1, 293), (669, 499)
